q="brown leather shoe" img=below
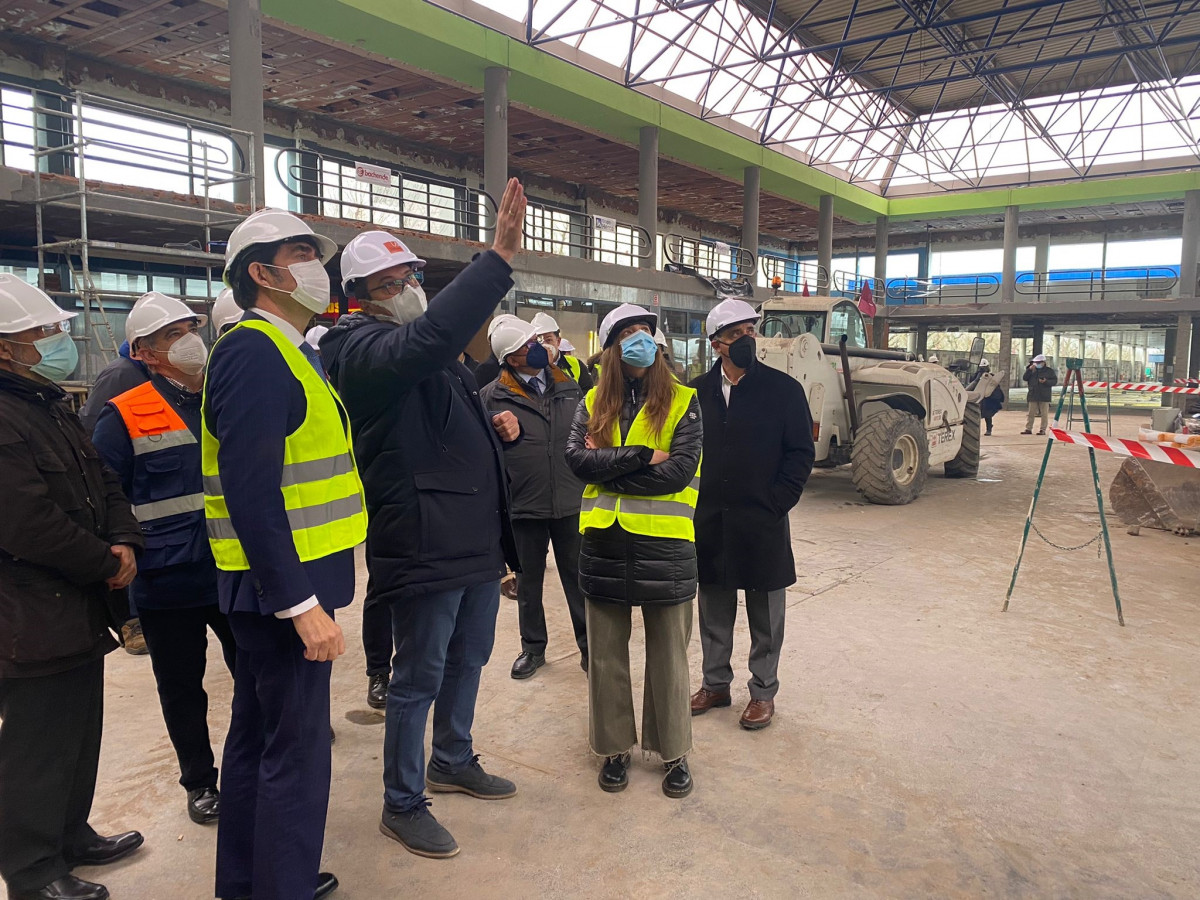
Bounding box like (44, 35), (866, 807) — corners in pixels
(690, 687), (731, 716)
(739, 699), (774, 730)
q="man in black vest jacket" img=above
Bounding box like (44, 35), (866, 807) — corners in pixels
(688, 298), (815, 732)
(0, 276), (146, 900)
(321, 179), (526, 860)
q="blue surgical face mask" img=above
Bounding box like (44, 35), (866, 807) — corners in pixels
(524, 341), (550, 369)
(620, 331), (659, 368)
(1035, 362), (1045, 369)
(9, 330), (79, 383)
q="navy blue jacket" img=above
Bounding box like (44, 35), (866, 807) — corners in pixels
(321, 250), (520, 602)
(202, 311), (356, 617)
(92, 375), (216, 609)
(79, 341), (150, 434)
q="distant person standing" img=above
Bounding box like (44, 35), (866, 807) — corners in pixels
(1022, 354), (1057, 435)
(967, 359), (1005, 436)
(688, 298), (814, 731)
(530, 311), (593, 392)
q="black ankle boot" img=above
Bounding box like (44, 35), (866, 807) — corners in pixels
(598, 753), (630, 793)
(662, 758), (693, 798)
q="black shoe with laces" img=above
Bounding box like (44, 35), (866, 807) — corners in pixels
(367, 673), (388, 710)
(380, 802), (459, 858)
(598, 753), (630, 793)
(510, 651), (545, 680)
(662, 758), (693, 798)
(426, 755), (516, 799)
(187, 786), (220, 824)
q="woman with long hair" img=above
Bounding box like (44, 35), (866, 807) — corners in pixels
(565, 304), (703, 798)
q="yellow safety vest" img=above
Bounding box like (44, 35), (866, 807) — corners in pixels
(578, 383), (700, 540)
(201, 320), (368, 571)
(561, 354), (582, 382)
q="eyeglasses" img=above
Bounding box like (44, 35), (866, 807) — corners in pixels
(369, 272), (423, 297)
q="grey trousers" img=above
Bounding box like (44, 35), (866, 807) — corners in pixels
(698, 585), (786, 701)
(585, 599), (693, 761)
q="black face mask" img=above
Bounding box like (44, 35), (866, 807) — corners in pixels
(727, 334), (757, 369)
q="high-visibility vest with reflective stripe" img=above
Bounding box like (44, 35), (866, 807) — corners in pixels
(578, 383), (700, 540)
(109, 381), (206, 527)
(561, 354), (582, 382)
(201, 320), (368, 571)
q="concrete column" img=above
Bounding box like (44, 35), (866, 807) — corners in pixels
(817, 194), (834, 296)
(742, 165), (760, 280)
(484, 67), (510, 227)
(872, 215), (889, 348)
(1190, 317), (1200, 379)
(999, 315), (1014, 383)
(1002, 205), (1018, 302)
(1182, 190), (1200, 298)
(1053, 333), (1062, 366)
(229, 0), (266, 206)
(1176, 314), (1192, 383)
(1033, 234), (1050, 300)
(638, 126), (659, 257)
(915, 324), (928, 359)
(1031, 321), (1045, 359)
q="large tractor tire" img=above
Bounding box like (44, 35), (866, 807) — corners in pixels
(850, 409), (930, 505)
(944, 401), (982, 479)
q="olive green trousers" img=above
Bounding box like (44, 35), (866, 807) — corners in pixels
(585, 599), (694, 761)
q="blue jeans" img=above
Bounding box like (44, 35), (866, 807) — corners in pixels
(383, 580), (500, 813)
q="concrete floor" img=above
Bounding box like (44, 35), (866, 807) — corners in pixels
(81, 408), (1200, 899)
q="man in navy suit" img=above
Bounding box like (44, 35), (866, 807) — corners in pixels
(204, 209), (366, 900)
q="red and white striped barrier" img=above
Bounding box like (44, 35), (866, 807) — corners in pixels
(1175, 379), (1200, 385)
(1081, 381), (1200, 395)
(1050, 427), (1200, 468)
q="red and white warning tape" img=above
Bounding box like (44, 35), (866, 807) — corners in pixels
(1050, 427), (1200, 468)
(1081, 381), (1200, 394)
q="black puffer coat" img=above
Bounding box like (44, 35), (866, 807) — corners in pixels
(0, 370), (144, 677)
(321, 250), (521, 602)
(564, 377), (702, 606)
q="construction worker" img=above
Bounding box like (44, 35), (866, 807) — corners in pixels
(320, 178), (526, 860)
(1022, 353), (1057, 435)
(91, 292), (236, 827)
(530, 310), (593, 391)
(564, 303), (703, 799)
(688, 298), (815, 731)
(205, 208), (365, 900)
(0, 275), (146, 900)
(480, 315), (588, 679)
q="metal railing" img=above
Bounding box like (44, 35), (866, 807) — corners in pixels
(524, 201), (652, 261)
(831, 270), (884, 299)
(886, 274), (1001, 305)
(665, 234), (754, 281)
(274, 149), (492, 240)
(759, 253), (828, 293)
(1015, 267), (1178, 300)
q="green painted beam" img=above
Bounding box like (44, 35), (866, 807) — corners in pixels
(266, 0), (1198, 226)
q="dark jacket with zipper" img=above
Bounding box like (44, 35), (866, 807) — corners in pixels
(480, 365), (584, 520)
(0, 369), (144, 677)
(321, 250), (521, 602)
(1023, 364), (1058, 402)
(564, 376), (702, 606)
(691, 361), (814, 591)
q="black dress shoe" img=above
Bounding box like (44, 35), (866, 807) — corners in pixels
(187, 786), (220, 824)
(598, 753), (630, 793)
(580, 654), (589, 674)
(12, 875), (108, 900)
(65, 831), (143, 867)
(662, 758), (693, 799)
(510, 651), (545, 680)
(315, 871), (339, 899)
(367, 673), (388, 709)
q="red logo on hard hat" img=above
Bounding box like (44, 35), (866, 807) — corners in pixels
(384, 241), (407, 254)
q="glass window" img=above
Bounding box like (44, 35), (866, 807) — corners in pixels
(829, 301), (867, 347)
(760, 310), (827, 340)
(1106, 237), (1182, 269)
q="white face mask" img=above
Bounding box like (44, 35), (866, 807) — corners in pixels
(540, 339), (560, 363)
(166, 332), (208, 376)
(375, 284), (427, 325)
(264, 259), (330, 314)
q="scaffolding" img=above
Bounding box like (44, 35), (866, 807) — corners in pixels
(25, 88), (256, 383)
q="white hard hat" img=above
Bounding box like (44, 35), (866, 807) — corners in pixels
(928, 354), (939, 363)
(705, 297), (758, 339)
(979, 358), (990, 367)
(305, 325), (329, 349)
(559, 338), (576, 353)
(0, 274), (75, 333)
(599, 303), (657, 349)
(488, 313), (519, 340)
(339, 230), (426, 294)
(654, 328), (668, 349)
(126, 292), (207, 347)
(211, 288), (241, 334)
(223, 208), (337, 287)
(530, 311), (559, 335)
(491, 315), (538, 362)
(1033, 353), (1047, 362)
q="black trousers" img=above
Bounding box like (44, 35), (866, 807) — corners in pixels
(362, 589), (393, 677)
(511, 514), (588, 657)
(0, 659), (104, 894)
(138, 604), (236, 792)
